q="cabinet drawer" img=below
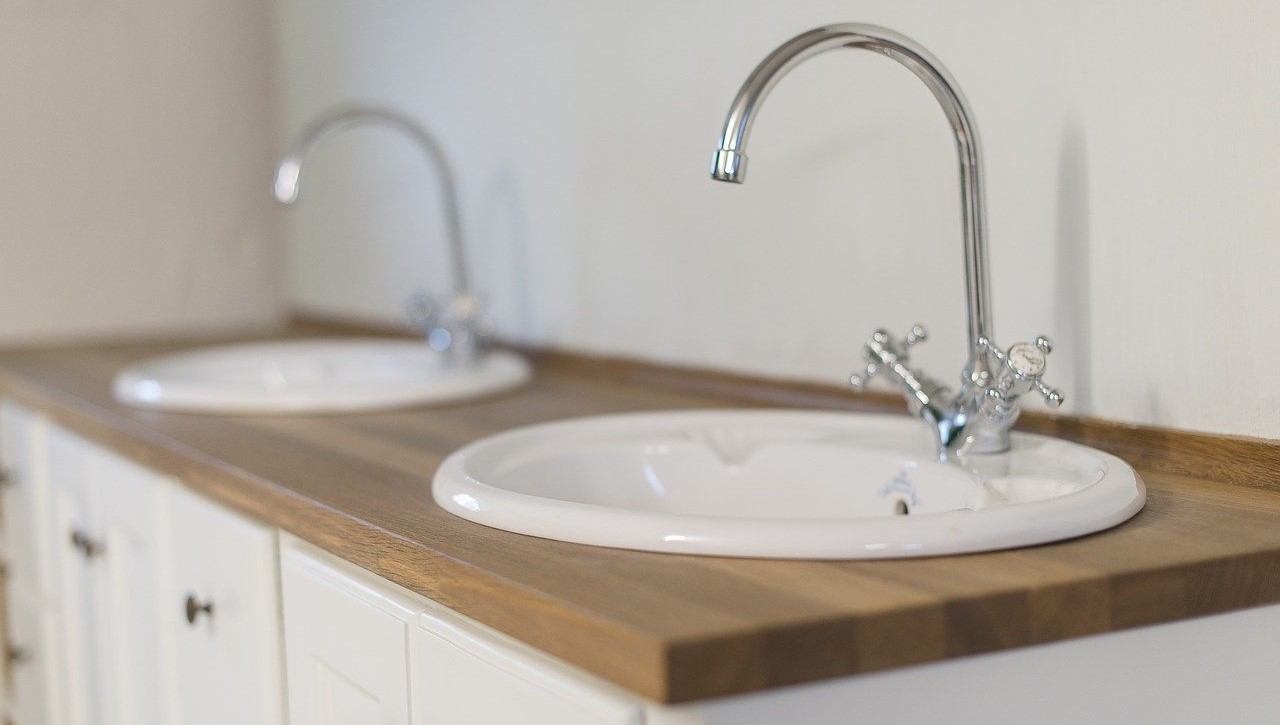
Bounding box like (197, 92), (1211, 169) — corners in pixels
(411, 608), (641, 725)
(281, 537), (424, 725)
(164, 486), (282, 725)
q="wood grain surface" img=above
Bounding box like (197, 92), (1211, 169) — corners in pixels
(2, 322), (1280, 703)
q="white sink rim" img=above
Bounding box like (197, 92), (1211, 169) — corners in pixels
(433, 410), (1146, 559)
(113, 338), (530, 415)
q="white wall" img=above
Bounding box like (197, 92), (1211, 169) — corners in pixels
(272, 0), (1280, 439)
(0, 0), (283, 343)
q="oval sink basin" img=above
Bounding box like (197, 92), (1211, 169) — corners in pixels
(434, 410), (1145, 559)
(113, 338), (530, 414)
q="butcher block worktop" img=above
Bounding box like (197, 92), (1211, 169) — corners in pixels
(3, 322), (1280, 704)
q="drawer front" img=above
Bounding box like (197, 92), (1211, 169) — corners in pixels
(411, 609), (641, 725)
(165, 485), (282, 725)
(281, 539), (423, 725)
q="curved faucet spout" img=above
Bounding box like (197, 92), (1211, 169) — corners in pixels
(273, 105), (471, 296)
(710, 23), (992, 369)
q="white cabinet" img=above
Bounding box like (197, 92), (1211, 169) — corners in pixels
(0, 401), (51, 598)
(43, 427), (169, 725)
(94, 452), (167, 725)
(0, 401), (58, 725)
(281, 536), (423, 725)
(4, 583), (60, 725)
(163, 485), (283, 725)
(411, 609), (643, 725)
(278, 535), (642, 725)
(7, 410), (283, 725)
(45, 425), (102, 725)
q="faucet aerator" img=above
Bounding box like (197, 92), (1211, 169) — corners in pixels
(710, 149), (747, 183)
(272, 160), (302, 205)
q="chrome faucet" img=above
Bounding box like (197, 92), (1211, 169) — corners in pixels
(273, 105), (484, 365)
(710, 24), (1062, 459)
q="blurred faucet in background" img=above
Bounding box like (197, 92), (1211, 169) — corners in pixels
(273, 105), (484, 366)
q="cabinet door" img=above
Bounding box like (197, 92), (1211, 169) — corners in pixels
(164, 486), (282, 725)
(93, 452), (166, 725)
(1, 401), (51, 596)
(411, 607), (642, 725)
(281, 537), (423, 725)
(45, 426), (100, 725)
(5, 583), (59, 725)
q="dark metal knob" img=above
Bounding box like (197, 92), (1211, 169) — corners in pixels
(82, 537), (103, 559)
(6, 645), (29, 667)
(185, 594), (214, 626)
(69, 529), (104, 559)
(0, 468), (16, 488)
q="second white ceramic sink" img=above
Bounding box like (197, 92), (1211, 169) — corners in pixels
(113, 338), (530, 414)
(434, 410), (1145, 559)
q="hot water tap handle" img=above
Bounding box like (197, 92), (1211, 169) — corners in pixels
(977, 335), (1064, 410)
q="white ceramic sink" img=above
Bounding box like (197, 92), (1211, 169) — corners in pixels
(434, 410), (1145, 559)
(113, 338), (530, 414)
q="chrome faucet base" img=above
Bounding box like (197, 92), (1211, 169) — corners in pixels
(406, 290), (487, 369)
(851, 324), (1061, 460)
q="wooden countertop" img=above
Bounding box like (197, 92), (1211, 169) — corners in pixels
(4, 323), (1280, 703)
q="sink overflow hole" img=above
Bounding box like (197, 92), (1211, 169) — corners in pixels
(894, 500), (910, 516)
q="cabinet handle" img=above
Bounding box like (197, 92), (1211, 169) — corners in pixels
(0, 468), (15, 488)
(69, 529), (105, 559)
(6, 645), (29, 667)
(184, 594), (214, 626)
(82, 536), (104, 559)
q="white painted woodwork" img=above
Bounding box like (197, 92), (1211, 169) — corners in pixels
(5, 583), (59, 725)
(411, 602), (642, 725)
(44, 426), (100, 725)
(280, 534), (645, 725)
(163, 485), (283, 725)
(39, 428), (170, 725)
(3, 408), (284, 725)
(280, 535), (425, 725)
(0, 403), (59, 725)
(94, 453), (167, 725)
(0, 401), (51, 597)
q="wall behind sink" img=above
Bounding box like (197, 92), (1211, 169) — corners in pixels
(273, 0), (1280, 439)
(0, 0), (283, 343)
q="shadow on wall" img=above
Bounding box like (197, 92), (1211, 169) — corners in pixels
(1054, 119), (1092, 415)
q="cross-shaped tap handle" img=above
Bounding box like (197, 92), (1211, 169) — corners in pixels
(978, 335), (1064, 409)
(849, 324), (928, 390)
